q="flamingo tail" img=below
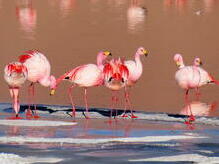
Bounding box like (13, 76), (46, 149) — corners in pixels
(208, 74), (219, 85)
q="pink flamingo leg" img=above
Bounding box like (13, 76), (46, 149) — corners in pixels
(122, 87), (129, 118)
(26, 83), (33, 118)
(124, 87), (137, 119)
(31, 83), (40, 119)
(84, 88), (90, 119)
(184, 96), (195, 125)
(9, 88), (22, 119)
(195, 87), (201, 101)
(68, 85), (76, 118)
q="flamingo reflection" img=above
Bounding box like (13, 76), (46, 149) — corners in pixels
(180, 101), (217, 118)
(127, 0), (146, 33)
(60, 0), (76, 17)
(164, 0), (188, 14)
(16, 0), (37, 40)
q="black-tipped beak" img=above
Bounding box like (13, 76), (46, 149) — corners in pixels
(109, 53), (112, 56)
(199, 61), (203, 66)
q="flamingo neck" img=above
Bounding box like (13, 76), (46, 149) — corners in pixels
(97, 52), (107, 71)
(39, 75), (56, 88)
(134, 52), (143, 78)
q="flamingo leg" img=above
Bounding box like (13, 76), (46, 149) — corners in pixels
(26, 83), (34, 118)
(122, 87), (129, 118)
(184, 89), (189, 102)
(124, 87), (137, 119)
(195, 87), (201, 101)
(68, 85), (76, 118)
(31, 83), (40, 119)
(9, 88), (22, 119)
(84, 88), (90, 119)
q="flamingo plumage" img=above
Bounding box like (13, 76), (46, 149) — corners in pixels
(50, 51), (112, 119)
(122, 47), (148, 118)
(19, 50), (56, 118)
(174, 54), (218, 123)
(103, 58), (129, 120)
(4, 62), (28, 119)
(174, 54), (214, 97)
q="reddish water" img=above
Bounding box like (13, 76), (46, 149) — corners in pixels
(1, 0), (219, 116)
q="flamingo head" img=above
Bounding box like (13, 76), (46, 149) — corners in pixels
(174, 54), (184, 68)
(193, 57), (202, 66)
(97, 51), (112, 69)
(137, 47), (148, 57)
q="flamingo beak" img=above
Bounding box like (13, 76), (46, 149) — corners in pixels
(104, 51), (112, 56)
(143, 50), (148, 57)
(50, 89), (56, 96)
(199, 61), (203, 66)
(176, 61), (181, 67)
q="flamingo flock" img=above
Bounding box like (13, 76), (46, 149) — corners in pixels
(4, 48), (218, 125)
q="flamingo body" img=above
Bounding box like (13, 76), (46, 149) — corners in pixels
(124, 47), (148, 86)
(4, 62), (28, 117)
(103, 58), (129, 91)
(4, 62), (28, 88)
(174, 54), (212, 90)
(19, 50), (56, 87)
(65, 64), (103, 87)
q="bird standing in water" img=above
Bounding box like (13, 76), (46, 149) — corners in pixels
(174, 54), (218, 123)
(122, 47), (148, 118)
(103, 58), (129, 120)
(4, 62), (28, 119)
(19, 50), (56, 118)
(50, 51), (112, 119)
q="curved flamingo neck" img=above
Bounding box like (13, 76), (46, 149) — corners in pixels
(39, 75), (55, 88)
(97, 52), (107, 70)
(134, 52), (143, 78)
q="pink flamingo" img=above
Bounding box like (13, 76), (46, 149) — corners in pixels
(103, 58), (129, 120)
(19, 50), (56, 118)
(4, 62), (28, 119)
(174, 54), (219, 123)
(122, 47), (148, 118)
(50, 51), (112, 119)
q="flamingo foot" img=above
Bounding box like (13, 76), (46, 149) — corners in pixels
(25, 109), (33, 118)
(8, 114), (23, 120)
(189, 115), (195, 122)
(122, 114), (128, 118)
(105, 119), (113, 125)
(33, 115), (40, 119)
(84, 113), (90, 119)
(131, 114), (138, 119)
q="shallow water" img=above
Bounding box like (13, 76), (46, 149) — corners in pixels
(1, 0), (219, 116)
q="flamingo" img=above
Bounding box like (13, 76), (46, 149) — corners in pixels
(122, 47), (148, 118)
(18, 50), (56, 118)
(174, 54), (218, 123)
(50, 51), (112, 119)
(103, 58), (129, 120)
(4, 62), (28, 119)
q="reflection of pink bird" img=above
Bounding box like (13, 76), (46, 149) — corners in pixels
(180, 101), (217, 117)
(16, 1), (37, 39)
(50, 51), (112, 119)
(103, 58), (129, 119)
(122, 47), (148, 118)
(19, 50), (56, 118)
(4, 62), (28, 119)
